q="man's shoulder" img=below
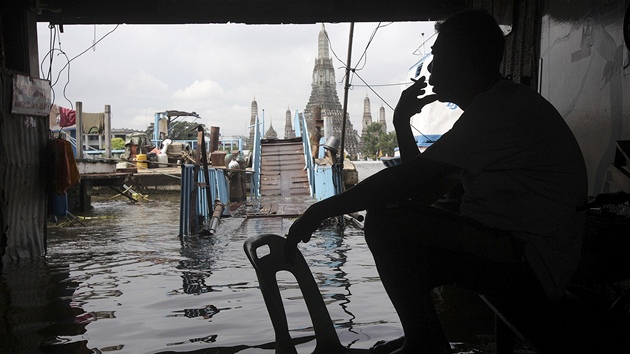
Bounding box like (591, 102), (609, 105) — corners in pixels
(481, 79), (560, 117)
(490, 79), (539, 99)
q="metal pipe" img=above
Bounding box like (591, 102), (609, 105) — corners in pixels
(208, 199), (224, 235)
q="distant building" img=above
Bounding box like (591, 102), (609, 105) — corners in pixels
(284, 107), (295, 139)
(361, 94), (373, 147)
(303, 25), (359, 157)
(265, 121), (278, 139)
(247, 97), (258, 148)
(378, 105), (387, 132)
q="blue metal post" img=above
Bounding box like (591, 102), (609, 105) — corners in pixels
(252, 116), (262, 199)
(215, 169), (229, 205)
(179, 164), (193, 236)
(153, 112), (162, 147)
(197, 171), (209, 224)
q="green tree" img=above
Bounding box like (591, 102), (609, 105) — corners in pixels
(360, 122), (381, 159)
(376, 131), (398, 158)
(145, 121), (209, 140)
(360, 122), (397, 160)
(111, 137), (125, 150)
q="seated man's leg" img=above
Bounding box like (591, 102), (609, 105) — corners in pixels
(364, 202), (544, 354)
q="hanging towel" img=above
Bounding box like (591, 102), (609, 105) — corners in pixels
(82, 112), (105, 134)
(59, 106), (76, 127)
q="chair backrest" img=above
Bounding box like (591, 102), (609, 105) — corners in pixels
(244, 233), (350, 354)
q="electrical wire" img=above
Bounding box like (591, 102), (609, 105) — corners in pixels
(353, 22), (394, 73)
(322, 23), (349, 75)
(40, 24), (121, 110)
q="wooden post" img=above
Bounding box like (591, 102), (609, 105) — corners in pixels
(104, 104), (111, 158)
(210, 126), (220, 153)
(76, 101), (83, 158)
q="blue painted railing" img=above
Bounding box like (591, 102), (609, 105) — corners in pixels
(249, 109), (339, 201)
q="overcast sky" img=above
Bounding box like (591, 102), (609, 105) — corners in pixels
(37, 22), (437, 138)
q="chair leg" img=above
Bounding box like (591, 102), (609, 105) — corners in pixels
(495, 314), (516, 354)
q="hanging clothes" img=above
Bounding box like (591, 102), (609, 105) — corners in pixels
(82, 112), (105, 134)
(46, 138), (81, 195)
(49, 104), (59, 129)
(59, 106), (76, 127)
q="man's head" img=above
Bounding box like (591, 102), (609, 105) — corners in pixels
(428, 10), (505, 108)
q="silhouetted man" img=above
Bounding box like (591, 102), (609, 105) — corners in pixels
(286, 10), (587, 354)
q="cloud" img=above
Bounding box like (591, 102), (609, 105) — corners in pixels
(38, 21), (437, 137)
(172, 79), (225, 101)
(125, 71), (170, 97)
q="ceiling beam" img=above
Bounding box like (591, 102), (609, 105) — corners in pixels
(36, 0), (467, 25)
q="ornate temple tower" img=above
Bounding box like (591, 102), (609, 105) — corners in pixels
(378, 104), (387, 133)
(265, 121), (278, 139)
(247, 97), (258, 148)
(303, 25), (359, 157)
(361, 94), (373, 138)
(284, 107), (295, 139)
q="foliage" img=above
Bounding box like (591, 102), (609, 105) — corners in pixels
(360, 122), (398, 160)
(377, 130), (398, 158)
(145, 120), (209, 140)
(111, 137), (125, 150)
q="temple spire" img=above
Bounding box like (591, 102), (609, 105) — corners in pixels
(318, 25), (329, 60)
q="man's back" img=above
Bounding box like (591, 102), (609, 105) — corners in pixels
(423, 79), (588, 300)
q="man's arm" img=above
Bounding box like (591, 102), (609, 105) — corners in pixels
(285, 155), (460, 262)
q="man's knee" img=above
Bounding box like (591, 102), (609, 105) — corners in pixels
(364, 207), (425, 248)
(364, 208), (399, 243)
(364, 205), (435, 233)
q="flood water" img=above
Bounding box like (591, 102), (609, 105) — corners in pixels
(1, 161), (507, 354)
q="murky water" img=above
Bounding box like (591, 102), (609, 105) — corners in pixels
(0, 162), (505, 354)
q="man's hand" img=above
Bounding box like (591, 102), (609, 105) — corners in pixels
(284, 210), (322, 265)
(393, 76), (438, 126)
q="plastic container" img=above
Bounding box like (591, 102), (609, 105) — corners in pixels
(51, 193), (68, 216)
(157, 154), (168, 166)
(136, 154), (148, 169)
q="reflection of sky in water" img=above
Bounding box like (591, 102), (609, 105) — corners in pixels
(0, 163), (516, 353)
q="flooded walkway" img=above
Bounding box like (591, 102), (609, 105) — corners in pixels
(0, 162), (523, 354)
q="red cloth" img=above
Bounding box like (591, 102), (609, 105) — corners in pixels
(59, 107), (76, 127)
(47, 139), (81, 194)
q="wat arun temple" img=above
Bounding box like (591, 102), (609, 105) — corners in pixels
(248, 25), (364, 158)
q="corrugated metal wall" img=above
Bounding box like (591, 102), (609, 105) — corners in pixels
(0, 70), (48, 263)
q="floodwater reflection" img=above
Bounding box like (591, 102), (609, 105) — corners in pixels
(0, 163), (508, 353)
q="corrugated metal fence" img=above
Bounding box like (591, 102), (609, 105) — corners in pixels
(0, 70), (48, 264)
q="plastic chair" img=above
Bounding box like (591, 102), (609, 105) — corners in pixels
(244, 234), (369, 354)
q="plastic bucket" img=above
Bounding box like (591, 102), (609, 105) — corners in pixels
(51, 193), (68, 216)
(136, 154), (148, 169)
(157, 154), (168, 166)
